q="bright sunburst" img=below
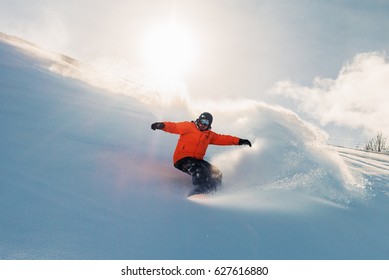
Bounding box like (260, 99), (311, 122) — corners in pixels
(142, 23), (198, 78)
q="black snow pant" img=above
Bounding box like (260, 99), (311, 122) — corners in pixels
(174, 157), (222, 192)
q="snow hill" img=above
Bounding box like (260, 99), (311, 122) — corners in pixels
(1, 32), (389, 260)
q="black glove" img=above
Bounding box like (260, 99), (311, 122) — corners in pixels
(151, 122), (165, 130)
(239, 138), (252, 147)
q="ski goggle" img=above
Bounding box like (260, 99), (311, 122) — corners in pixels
(199, 118), (210, 126)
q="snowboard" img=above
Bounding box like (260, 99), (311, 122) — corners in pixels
(187, 182), (218, 199)
(187, 193), (208, 201)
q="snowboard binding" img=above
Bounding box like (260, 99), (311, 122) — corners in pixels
(174, 157), (223, 196)
(189, 164), (222, 196)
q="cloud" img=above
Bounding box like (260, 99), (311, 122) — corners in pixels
(272, 52), (389, 138)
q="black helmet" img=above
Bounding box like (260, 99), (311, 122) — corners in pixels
(196, 112), (213, 130)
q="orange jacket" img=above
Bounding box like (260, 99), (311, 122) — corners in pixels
(162, 121), (240, 164)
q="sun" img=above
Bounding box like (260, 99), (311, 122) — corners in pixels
(142, 23), (198, 78)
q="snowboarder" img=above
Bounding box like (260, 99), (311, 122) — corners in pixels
(151, 112), (252, 195)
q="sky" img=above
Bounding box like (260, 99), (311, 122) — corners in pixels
(1, 0), (389, 146)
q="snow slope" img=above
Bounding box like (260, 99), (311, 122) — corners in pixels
(1, 32), (389, 260)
